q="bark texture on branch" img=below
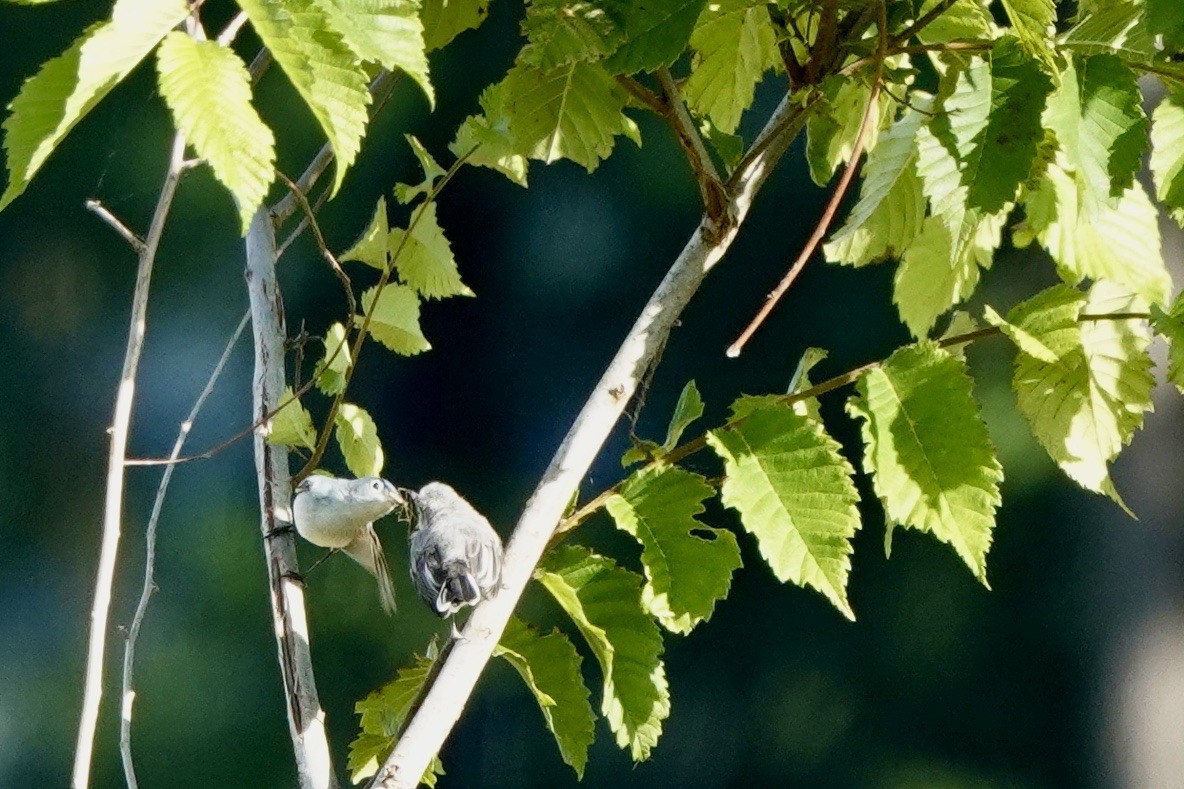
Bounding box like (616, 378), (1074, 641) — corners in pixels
(372, 94), (811, 788)
(245, 210), (338, 789)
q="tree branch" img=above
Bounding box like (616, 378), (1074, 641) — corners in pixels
(655, 67), (728, 228)
(369, 93), (815, 789)
(85, 199), (145, 254)
(120, 312), (249, 788)
(245, 210), (338, 789)
(72, 132), (187, 789)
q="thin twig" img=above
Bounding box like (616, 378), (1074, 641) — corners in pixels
(216, 10), (249, 46)
(73, 131), (187, 789)
(370, 93), (814, 789)
(726, 0), (889, 357)
(120, 312), (249, 788)
(655, 66), (727, 225)
(277, 172), (356, 321)
(615, 74), (666, 115)
(894, 0), (958, 45)
(85, 199), (146, 254)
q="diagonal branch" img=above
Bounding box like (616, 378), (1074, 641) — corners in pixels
(72, 131), (187, 789)
(369, 92), (817, 789)
(245, 210), (338, 789)
(654, 67), (727, 226)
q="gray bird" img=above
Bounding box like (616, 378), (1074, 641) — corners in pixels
(292, 475), (402, 614)
(406, 482), (504, 636)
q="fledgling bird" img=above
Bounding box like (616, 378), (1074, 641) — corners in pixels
(291, 475), (403, 614)
(406, 482), (504, 636)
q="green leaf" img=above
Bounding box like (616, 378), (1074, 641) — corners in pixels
(983, 305), (1059, 364)
(315, 322), (352, 394)
(708, 400), (861, 618)
(359, 284), (431, 355)
(315, 0), (433, 104)
(494, 618), (596, 777)
(267, 386), (317, 450)
(1152, 292), (1184, 393)
(1001, 282), (1154, 506)
(662, 380), (703, 450)
(1044, 54), (1148, 215)
(452, 82), (529, 186)
(1020, 158), (1171, 307)
(348, 654), (444, 786)
(682, 0), (778, 135)
(915, 0), (994, 51)
(394, 134), (445, 204)
(787, 346), (828, 420)
(420, 0), (490, 50)
(155, 34), (275, 233)
(502, 60), (640, 172)
(605, 465), (742, 633)
(335, 402), (384, 477)
(1148, 0), (1184, 52)
(389, 203), (472, 299)
(1150, 90), (1184, 227)
(520, 0), (625, 69)
(699, 117), (743, 172)
(1062, 2), (1157, 62)
(846, 343), (1002, 583)
(536, 545), (669, 761)
(824, 101), (929, 267)
(238, 0), (371, 195)
(999, 0), (1058, 74)
(806, 76), (878, 187)
(341, 197), (389, 270)
(0, 0), (189, 210)
(603, 0), (707, 74)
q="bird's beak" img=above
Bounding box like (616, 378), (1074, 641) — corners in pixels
(383, 480), (404, 505)
(294, 479), (311, 495)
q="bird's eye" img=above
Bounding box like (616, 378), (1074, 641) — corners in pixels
(372, 480), (382, 491)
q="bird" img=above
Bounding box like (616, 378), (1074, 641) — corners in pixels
(291, 474), (402, 614)
(405, 482), (504, 637)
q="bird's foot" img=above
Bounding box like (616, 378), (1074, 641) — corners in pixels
(450, 621), (467, 644)
(280, 570), (305, 587)
(265, 522), (295, 539)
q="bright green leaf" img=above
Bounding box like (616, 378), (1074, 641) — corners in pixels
(536, 545), (669, 761)
(359, 284), (431, 355)
(315, 0), (434, 104)
(999, 0), (1058, 74)
(699, 117), (743, 172)
(315, 322), (352, 394)
(806, 76), (880, 187)
(155, 34), (275, 233)
(846, 343), (1002, 583)
(1150, 90), (1184, 227)
(1062, 2), (1158, 62)
(520, 0), (625, 69)
(708, 400), (861, 618)
(662, 380), (703, 451)
(602, 0), (707, 74)
(238, 0), (371, 195)
(495, 617), (596, 777)
(421, 0), (490, 50)
(394, 134), (445, 204)
(267, 386), (317, 450)
(787, 346), (828, 420)
(334, 402), (383, 477)
(1, 0), (188, 210)
(452, 82), (529, 186)
(341, 197), (389, 270)
(682, 0), (779, 135)
(348, 654), (444, 785)
(389, 203), (472, 299)
(1152, 292), (1184, 393)
(605, 465), (742, 633)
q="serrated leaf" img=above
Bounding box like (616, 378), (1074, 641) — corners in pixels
(315, 322), (352, 394)
(603, 0), (707, 74)
(495, 618), (596, 777)
(315, 0), (433, 104)
(389, 203), (472, 299)
(1062, 2), (1158, 62)
(662, 380), (703, 450)
(359, 284), (430, 355)
(787, 346), (827, 420)
(267, 386), (317, 450)
(1152, 292), (1184, 393)
(825, 101), (929, 267)
(999, 0), (1058, 74)
(520, 0), (625, 69)
(536, 545), (669, 761)
(421, 0), (490, 50)
(155, 34), (275, 233)
(806, 76), (880, 187)
(0, 0), (188, 210)
(605, 465), (742, 633)
(502, 60), (640, 172)
(334, 402), (383, 477)
(452, 82), (529, 186)
(341, 197), (389, 270)
(916, 0), (994, 51)
(238, 0), (371, 194)
(983, 305), (1058, 363)
(1150, 90), (1184, 227)
(1045, 54), (1148, 215)
(395, 135), (445, 205)
(348, 654), (444, 785)
(1002, 282), (1153, 506)
(846, 343), (1002, 583)
(940, 311), (979, 361)
(708, 401), (861, 618)
(682, 0), (778, 135)
(1022, 157), (1171, 307)
(699, 116), (743, 172)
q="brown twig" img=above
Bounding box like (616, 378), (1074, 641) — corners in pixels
(277, 172), (356, 321)
(615, 74), (666, 115)
(85, 199), (146, 254)
(655, 66), (728, 227)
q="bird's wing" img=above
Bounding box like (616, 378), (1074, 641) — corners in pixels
(342, 524), (397, 615)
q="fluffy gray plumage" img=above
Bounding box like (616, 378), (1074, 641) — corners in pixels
(407, 482), (503, 620)
(292, 475), (402, 614)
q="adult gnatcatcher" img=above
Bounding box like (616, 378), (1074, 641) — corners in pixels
(292, 475), (403, 614)
(406, 482), (504, 636)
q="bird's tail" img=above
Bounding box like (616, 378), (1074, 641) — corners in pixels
(435, 561), (480, 616)
(343, 524), (397, 615)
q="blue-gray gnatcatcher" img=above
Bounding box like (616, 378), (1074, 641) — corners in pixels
(406, 482), (504, 634)
(291, 475), (403, 614)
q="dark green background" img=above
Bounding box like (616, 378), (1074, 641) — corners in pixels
(2, 2), (1182, 787)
